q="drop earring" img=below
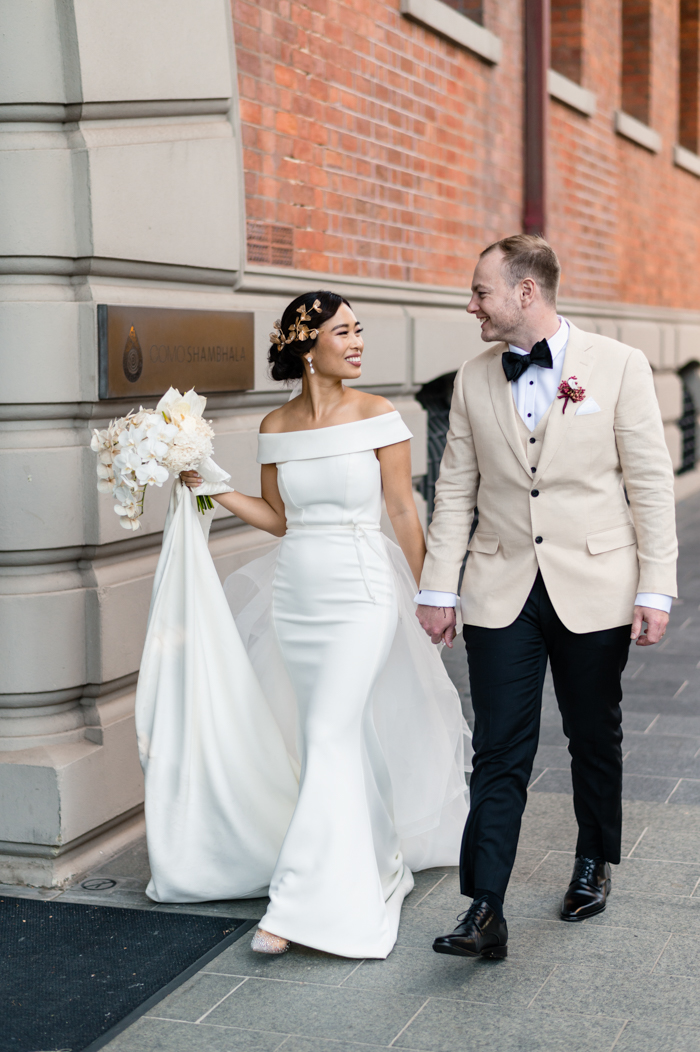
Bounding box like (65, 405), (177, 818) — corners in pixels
(306, 355), (315, 374)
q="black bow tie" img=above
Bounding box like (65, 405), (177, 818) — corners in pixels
(501, 339), (553, 382)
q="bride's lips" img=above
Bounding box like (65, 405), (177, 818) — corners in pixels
(345, 355), (362, 366)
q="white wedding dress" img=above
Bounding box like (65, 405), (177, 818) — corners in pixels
(136, 410), (469, 959)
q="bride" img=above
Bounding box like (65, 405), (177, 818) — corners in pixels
(151, 289), (468, 959)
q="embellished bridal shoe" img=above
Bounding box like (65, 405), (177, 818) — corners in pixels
(251, 928), (290, 954)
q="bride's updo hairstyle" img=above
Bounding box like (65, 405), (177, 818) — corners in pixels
(268, 290), (352, 382)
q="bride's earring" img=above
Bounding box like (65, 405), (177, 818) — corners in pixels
(306, 355), (315, 374)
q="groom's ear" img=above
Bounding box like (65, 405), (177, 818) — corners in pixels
(519, 277), (537, 307)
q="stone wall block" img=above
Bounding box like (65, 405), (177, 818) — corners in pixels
(84, 551), (159, 684)
(0, 439), (85, 551)
(677, 326), (700, 369)
(73, 0), (232, 103)
(0, 754), (63, 843)
(619, 321), (663, 367)
(0, 573), (87, 694)
(85, 131), (240, 272)
(0, 0), (66, 104)
(411, 308), (485, 384)
(654, 372), (684, 422)
(0, 134), (76, 257)
(0, 302), (82, 404)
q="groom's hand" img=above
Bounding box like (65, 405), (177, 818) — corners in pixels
(631, 606), (669, 646)
(416, 605), (457, 648)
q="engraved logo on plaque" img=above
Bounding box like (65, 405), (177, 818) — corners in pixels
(122, 325), (143, 383)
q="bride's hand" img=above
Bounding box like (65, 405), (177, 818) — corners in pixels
(180, 470), (203, 490)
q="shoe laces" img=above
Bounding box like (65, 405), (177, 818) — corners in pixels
(574, 856), (602, 882)
(457, 898), (491, 927)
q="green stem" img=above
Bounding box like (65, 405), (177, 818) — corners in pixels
(196, 494), (214, 514)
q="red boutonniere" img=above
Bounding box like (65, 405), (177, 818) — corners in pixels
(557, 376), (586, 414)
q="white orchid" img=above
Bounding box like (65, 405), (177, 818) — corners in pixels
(157, 386), (207, 424)
(136, 461), (169, 487)
(91, 429), (110, 452)
(93, 389), (216, 527)
(137, 435), (168, 462)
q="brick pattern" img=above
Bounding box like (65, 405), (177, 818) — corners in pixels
(679, 0), (700, 152)
(234, 0), (700, 309)
(621, 0), (652, 122)
(233, 0), (522, 287)
(551, 0), (583, 84)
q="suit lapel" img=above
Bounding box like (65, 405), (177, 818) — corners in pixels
(487, 346), (533, 478)
(533, 322), (595, 482)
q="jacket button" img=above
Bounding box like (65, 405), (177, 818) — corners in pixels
(529, 437), (536, 444)
(531, 489), (539, 497)
(535, 536), (543, 544)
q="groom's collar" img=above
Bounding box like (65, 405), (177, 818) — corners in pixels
(507, 316), (569, 359)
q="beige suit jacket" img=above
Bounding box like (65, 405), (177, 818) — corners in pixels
(420, 322), (678, 633)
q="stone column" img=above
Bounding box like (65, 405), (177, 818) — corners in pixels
(0, 0), (247, 886)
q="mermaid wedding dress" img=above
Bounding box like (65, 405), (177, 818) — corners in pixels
(136, 410), (469, 959)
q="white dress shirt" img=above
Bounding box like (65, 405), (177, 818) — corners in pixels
(416, 317), (672, 615)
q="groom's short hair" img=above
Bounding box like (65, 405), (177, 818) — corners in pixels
(480, 234), (560, 306)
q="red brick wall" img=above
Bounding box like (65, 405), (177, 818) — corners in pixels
(234, 0), (700, 310)
(232, 0), (522, 287)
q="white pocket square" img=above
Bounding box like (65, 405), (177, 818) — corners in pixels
(576, 398), (601, 416)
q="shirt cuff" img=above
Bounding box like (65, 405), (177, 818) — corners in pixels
(414, 589), (459, 607)
(634, 593), (673, 614)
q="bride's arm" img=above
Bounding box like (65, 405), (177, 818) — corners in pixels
(378, 440), (426, 586)
(180, 463), (287, 537)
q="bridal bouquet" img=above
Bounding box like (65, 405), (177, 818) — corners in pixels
(91, 388), (216, 531)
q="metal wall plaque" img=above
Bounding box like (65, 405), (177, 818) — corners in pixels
(97, 304), (254, 399)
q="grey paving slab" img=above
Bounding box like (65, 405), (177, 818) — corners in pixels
(533, 745), (570, 768)
(649, 715), (700, 736)
(203, 979), (428, 1046)
(395, 905), (469, 948)
(103, 1015), (287, 1051)
(623, 735), (700, 777)
(93, 840), (152, 882)
(655, 933), (700, 977)
(280, 1039), (393, 1052)
(532, 962), (700, 1028)
(621, 773), (681, 802)
(392, 999), (625, 1052)
(146, 972), (245, 1022)
(202, 937), (361, 985)
(670, 780), (700, 807)
(154, 898), (268, 920)
(528, 768), (573, 795)
(505, 917), (664, 969)
(613, 1020), (700, 1052)
(527, 851), (700, 896)
(345, 945), (552, 1006)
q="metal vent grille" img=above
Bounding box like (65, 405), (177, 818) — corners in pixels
(247, 222), (294, 267)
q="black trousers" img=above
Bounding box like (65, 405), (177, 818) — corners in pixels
(460, 572), (631, 902)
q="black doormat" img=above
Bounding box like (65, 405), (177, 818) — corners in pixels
(0, 896), (253, 1052)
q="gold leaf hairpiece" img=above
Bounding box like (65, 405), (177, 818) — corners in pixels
(271, 300), (323, 349)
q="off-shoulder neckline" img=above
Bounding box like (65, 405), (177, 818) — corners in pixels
(260, 409), (400, 438)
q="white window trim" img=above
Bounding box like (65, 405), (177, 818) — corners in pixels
(548, 69), (596, 117)
(614, 110), (662, 153)
(674, 144), (700, 178)
(400, 0), (502, 65)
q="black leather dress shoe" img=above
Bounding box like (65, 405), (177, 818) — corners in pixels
(560, 856), (611, 921)
(432, 898), (508, 958)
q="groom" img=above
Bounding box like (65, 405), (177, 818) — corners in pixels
(417, 235), (678, 959)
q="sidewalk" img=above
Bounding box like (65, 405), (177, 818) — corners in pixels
(9, 492), (700, 1052)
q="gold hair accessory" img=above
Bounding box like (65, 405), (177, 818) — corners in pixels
(270, 299), (323, 349)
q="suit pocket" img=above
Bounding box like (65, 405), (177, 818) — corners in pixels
(586, 523), (636, 555)
(467, 531), (499, 555)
